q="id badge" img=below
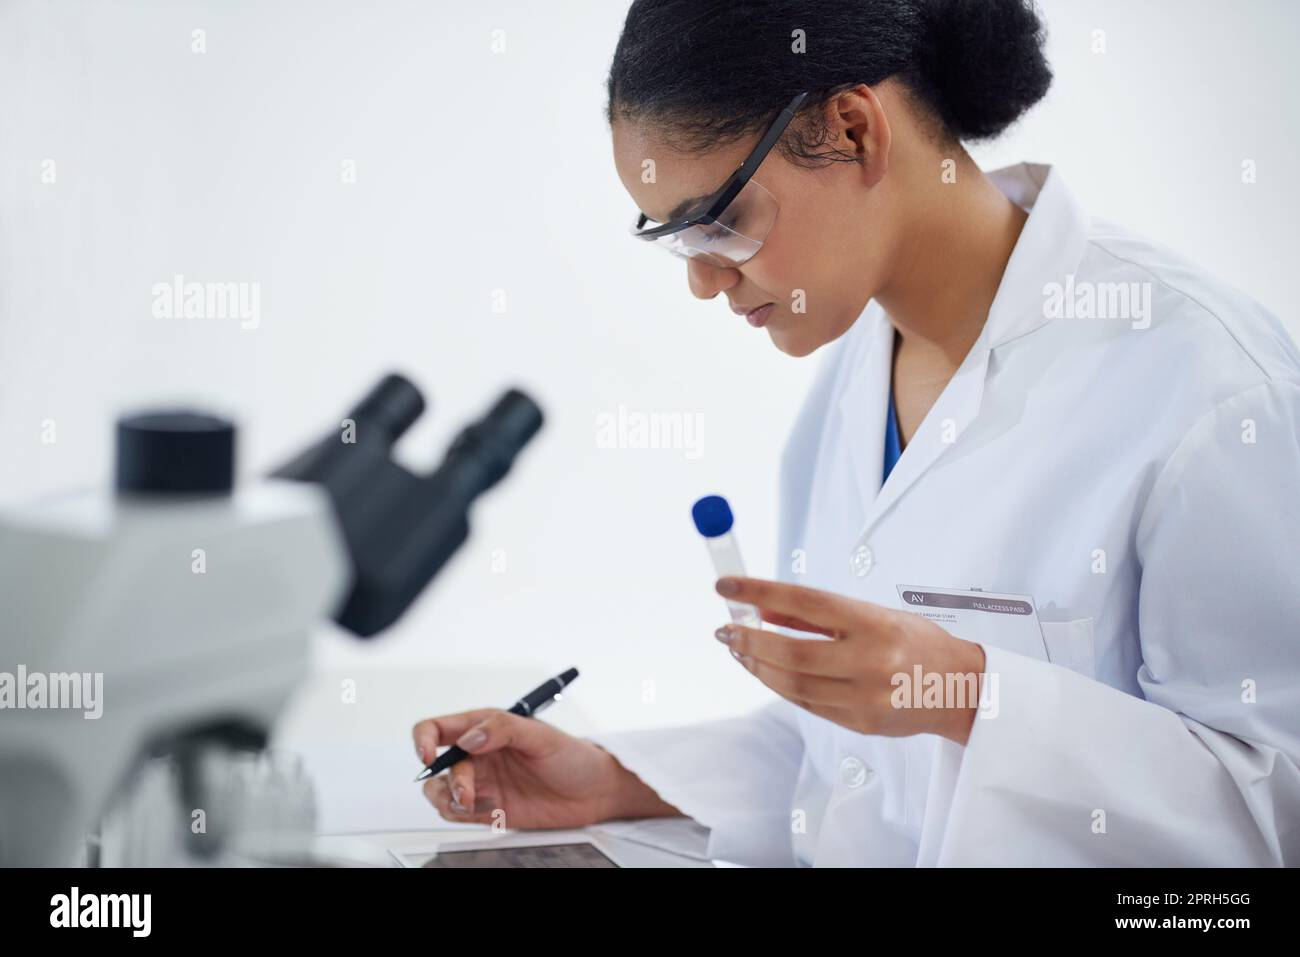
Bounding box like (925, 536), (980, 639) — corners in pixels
(895, 584), (1049, 661)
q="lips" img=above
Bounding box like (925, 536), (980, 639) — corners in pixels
(729, 301), (775, 328)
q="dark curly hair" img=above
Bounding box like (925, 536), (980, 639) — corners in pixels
(606, 0), (1053, 165)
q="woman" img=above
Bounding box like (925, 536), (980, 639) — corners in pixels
(413, 0), (1300, 865)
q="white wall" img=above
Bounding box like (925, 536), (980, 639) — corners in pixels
(3, 1), (1298, 830)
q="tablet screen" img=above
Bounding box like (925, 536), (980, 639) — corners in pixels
(407, 842), (619, 868)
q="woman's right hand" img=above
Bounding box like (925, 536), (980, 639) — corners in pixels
(412, 709), (681, 829)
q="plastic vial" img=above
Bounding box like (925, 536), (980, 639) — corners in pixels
(692, 495), (762, 629)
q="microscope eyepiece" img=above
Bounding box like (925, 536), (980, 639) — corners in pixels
(485, 388), (545, 453)
(348, 373), (425, 441)
(444, 388), (544, 495)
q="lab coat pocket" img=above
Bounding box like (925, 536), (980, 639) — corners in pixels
(1038, 618), (1096, 679)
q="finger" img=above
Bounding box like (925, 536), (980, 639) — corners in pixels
(734, 652), (853, 708)
(448, 759), (477, 813)
(718, 624), (847, 677)
(423, 775), (449, 811)
(423, 775), (496, 825)
(717, 577), (893, 634)
(759, 608), (838, 638)
(423, 776), (460, 818)
(425, 777), (479, 823)
(455, 710), (557, 760)
(412, 708), (502, 765)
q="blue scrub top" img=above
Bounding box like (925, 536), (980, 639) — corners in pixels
(883, 386), (902, 483)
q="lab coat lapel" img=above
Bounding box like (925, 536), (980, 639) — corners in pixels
(839, 163), (1089, 536)
(863, 334), (991, 529)
(980, 162), (1090, 351)
(836, 307), (895, 515)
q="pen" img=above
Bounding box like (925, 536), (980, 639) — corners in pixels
(413, 667), (580, 782)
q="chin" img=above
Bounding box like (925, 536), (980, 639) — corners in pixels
(768, 326), (823, 358)
(767, 315), (846, 358)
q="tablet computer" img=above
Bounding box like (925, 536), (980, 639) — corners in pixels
(389, 830), (630, 868)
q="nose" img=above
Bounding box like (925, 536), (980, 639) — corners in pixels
(686, 257), (739, 300)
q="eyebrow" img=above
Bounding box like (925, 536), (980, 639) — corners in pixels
(665, 193), (710, 222)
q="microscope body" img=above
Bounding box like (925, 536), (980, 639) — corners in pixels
(0, 479), (347, 866)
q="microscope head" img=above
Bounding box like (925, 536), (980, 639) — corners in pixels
(274, 374), (544, 636)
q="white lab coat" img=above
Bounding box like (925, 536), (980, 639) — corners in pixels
(586, 162), (1300, 866)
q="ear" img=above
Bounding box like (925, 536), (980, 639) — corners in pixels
(825, 83), (891, 187)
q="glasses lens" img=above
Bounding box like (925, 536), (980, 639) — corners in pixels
(636, 179), (779, 268)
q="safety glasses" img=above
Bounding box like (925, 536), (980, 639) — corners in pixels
(630, 92), (809, 268)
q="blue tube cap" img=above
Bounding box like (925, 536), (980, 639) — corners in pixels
(692, 495), (734, 538)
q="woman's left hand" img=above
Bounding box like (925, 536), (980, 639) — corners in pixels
(715, 577), (987, 745)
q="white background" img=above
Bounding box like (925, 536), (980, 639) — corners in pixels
(2, 0), (1297, 831)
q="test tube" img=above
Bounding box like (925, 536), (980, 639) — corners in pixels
(692, 495), (762, 629)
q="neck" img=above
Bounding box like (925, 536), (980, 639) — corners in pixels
(876, 155), (1027, 370)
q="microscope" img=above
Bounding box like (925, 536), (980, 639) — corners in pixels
(0, 374), (542, 866)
